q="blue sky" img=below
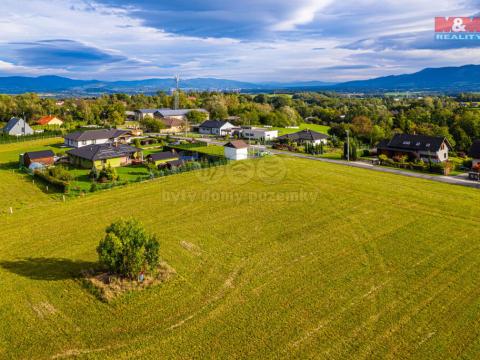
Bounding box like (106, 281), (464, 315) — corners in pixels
(0, 0), (479, 82)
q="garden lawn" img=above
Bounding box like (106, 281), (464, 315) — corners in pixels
(1, 155), (480, 358)
(0, 138), (64, 213)
(273, 123), (330, 136)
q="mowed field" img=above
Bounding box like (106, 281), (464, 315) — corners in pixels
(1, 140), (480, 358)
(0, 138), (63, 213)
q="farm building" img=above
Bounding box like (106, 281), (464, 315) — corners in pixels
(21, 150), (55, 167)
(135, 108), (209, 122)
(157, 117), (187, 134)
(135, 109), (158, 120)
(199, 120), (236, 136)
(67, 144), (142, 169)
(37, 115), (63, 126)
(64, 129), (130, 148)
(146, 151), (179, 166)
(277, 130), (328, 145)
(241, 127), (278, 141)
(224, 140), (248, 161)
(469, 140), (480, 168)
(154, 109), (209, 122)
(377, 134), (451, 163)
(2, 117), (34, 136)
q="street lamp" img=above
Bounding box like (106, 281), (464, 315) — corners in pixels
(346, 129), (350, 162)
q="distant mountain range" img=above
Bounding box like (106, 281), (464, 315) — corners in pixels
(0, 64), (479, 94)
(333, 64), (480, 92)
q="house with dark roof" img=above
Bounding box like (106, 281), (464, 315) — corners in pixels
(64, 129), (130, 148)
(146, 151), (179, 166)
(469, 140), (480, 168)
(21, 150), (55, 167)
(198, 120), (235, 136)
(224, 140), (248, 160)
(377, 134), (451, 162)
(37, 115), (63, 126)
(67, 144), (142, 169)
(277, 129), (328, 145)
(2, 117), (34, 136)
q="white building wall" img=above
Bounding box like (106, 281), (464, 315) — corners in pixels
(224, 147), (248, 160)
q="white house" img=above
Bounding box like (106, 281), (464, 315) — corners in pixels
(241, 128), (278, 141)
(64, 129), (130, 148)
(224, 140), (248, 161)
(199, 120), (236, 136)
(2, 117), (34, 136)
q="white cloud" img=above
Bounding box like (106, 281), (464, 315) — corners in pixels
(0, 0), (477, 82)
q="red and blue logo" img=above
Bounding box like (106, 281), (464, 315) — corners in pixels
(435, 17), (480, 40)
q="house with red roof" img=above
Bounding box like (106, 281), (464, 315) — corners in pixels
(37, 115), (63, 126)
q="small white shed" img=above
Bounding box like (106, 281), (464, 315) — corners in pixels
(224, 140), (248, 161)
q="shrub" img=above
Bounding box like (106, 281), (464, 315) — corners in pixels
(97, 219), (160, 279)
(98, 164), (118, 182)
(378, 154), (388, 164)
(33, 170), (70, 193)
(47, 165), (73, 182)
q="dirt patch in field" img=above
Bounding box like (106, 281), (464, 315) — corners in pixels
(31, 301), (57, 319)
(180, 241), (202, 256)
(82, 262), (175, 302)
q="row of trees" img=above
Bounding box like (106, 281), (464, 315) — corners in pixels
(1, 92), (479, 151)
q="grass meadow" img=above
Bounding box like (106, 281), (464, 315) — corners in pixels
(0, 140), (480, 358)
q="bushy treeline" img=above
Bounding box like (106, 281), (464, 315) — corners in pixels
(1, 91), (479, 151)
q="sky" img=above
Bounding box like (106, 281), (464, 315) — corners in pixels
(0, 0), (479, 82)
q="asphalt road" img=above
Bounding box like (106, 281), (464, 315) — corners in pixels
(168, 134), (480, 190)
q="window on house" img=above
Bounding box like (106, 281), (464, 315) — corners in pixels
(82, 140), (87, 145)
(444, 153), (447, 159)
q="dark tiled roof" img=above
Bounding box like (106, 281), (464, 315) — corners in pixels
(3, 117), (25, 132)
(469, 140), (480, 158)
(64, 129), (129, 141)
(25, 150), (55, 159)
(67, 144), (140, 161)
(224, 140), (249, 149)
(147, 151), (179, 161)
(277, 129), (329, 142)
(384, 134), (450, 152)
(199, 120), (230, 129)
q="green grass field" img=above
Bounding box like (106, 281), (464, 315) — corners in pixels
(1, 140), (480, 358)
(273, 123), (330, 136)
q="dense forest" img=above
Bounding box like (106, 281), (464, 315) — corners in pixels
(1, 92), (479, 152)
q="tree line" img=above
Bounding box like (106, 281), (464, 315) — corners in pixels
(0, 91), (479, 152)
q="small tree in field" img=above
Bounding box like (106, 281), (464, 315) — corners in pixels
(97, 219), (160, 279)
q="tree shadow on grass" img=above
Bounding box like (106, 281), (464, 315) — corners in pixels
(0, 257), (98, 281)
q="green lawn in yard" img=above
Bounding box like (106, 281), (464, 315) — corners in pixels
(171, 144), (225, 156)
(273, 123), (330, 136)
(1, 152), (480, 358)
(0, 138), (65, 213)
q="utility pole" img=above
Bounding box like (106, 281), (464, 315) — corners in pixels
(346, 129), (350, 162)
(174, 74), (180, 110)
